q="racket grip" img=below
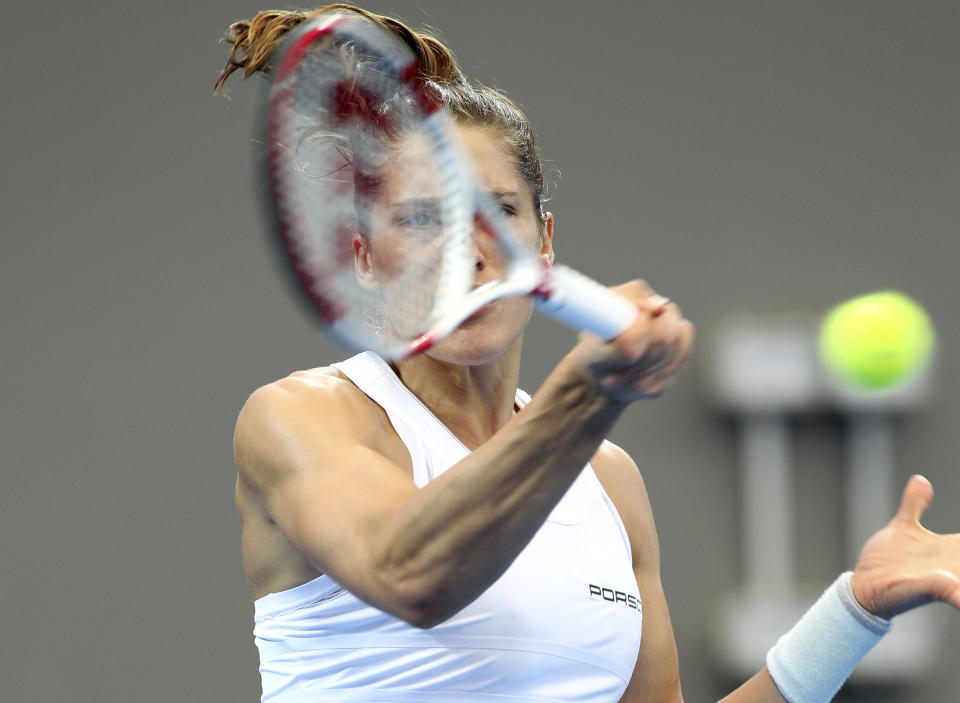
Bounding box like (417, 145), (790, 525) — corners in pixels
(536, 264), (637, 340)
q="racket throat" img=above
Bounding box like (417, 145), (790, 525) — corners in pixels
(408, 332), (439, 356)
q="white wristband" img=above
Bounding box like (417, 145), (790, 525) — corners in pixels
(766, 572), (892, 703)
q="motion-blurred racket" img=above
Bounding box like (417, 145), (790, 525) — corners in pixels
(260, 10), (637, 359)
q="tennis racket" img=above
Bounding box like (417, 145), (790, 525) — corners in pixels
(260, 10), (637, 359)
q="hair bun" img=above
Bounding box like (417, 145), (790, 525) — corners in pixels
(215, 4), (466, 95)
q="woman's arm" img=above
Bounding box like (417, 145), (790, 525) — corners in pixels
(235, 281), (694, 628)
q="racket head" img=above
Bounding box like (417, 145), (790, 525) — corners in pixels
(258, 11), (479, 359)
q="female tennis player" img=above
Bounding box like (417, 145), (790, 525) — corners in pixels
(220, 5), (960, 702)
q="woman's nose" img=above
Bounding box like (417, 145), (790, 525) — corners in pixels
(471, 212), (492, 272)
(473, 239), (486, 272)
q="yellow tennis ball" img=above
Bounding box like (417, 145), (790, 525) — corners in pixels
(819, 291), (936, 389)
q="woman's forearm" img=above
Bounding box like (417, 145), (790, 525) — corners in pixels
(373, 352), (626, 625)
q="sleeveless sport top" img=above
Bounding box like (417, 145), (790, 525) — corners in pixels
(253, 351), (642, 702)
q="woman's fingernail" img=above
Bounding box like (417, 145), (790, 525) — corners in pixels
(647, 295), (669, 316)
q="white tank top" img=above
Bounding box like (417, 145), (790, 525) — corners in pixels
(253, 352), (642, 702)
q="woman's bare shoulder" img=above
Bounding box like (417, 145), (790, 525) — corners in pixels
(591, 441), (661, 569)
(241, 365), (374, 422)
(233, 366), (393, 487)
(591, 441), (647, 498)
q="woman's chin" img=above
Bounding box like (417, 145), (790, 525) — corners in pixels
(428, 319), (523, 366)
(418, 297), (533, 366)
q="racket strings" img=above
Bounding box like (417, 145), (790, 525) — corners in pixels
(271, 25), (471, 352)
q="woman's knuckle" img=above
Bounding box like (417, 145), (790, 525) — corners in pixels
(623, 279), (652, 295)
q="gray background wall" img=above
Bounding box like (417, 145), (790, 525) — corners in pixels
(3, 1), (958, 701)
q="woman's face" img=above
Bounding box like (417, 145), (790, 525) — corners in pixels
(354, 123), (553, 365)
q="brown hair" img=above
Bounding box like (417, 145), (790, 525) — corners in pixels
(216, 4), (547, 216)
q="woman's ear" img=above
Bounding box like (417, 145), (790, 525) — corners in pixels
(353, 233), (379, 290)
(540, 211), (555, 265)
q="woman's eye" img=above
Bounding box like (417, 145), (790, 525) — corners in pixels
(399, 211), (441, 229)
(489, 202), (518, 219)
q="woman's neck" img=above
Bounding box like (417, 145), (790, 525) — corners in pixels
(392, 340), (522, 450)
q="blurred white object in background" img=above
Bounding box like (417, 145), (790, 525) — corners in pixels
(704, 315), (941, 684)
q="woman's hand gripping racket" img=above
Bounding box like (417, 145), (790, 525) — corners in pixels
(260, 11), (638, 360)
